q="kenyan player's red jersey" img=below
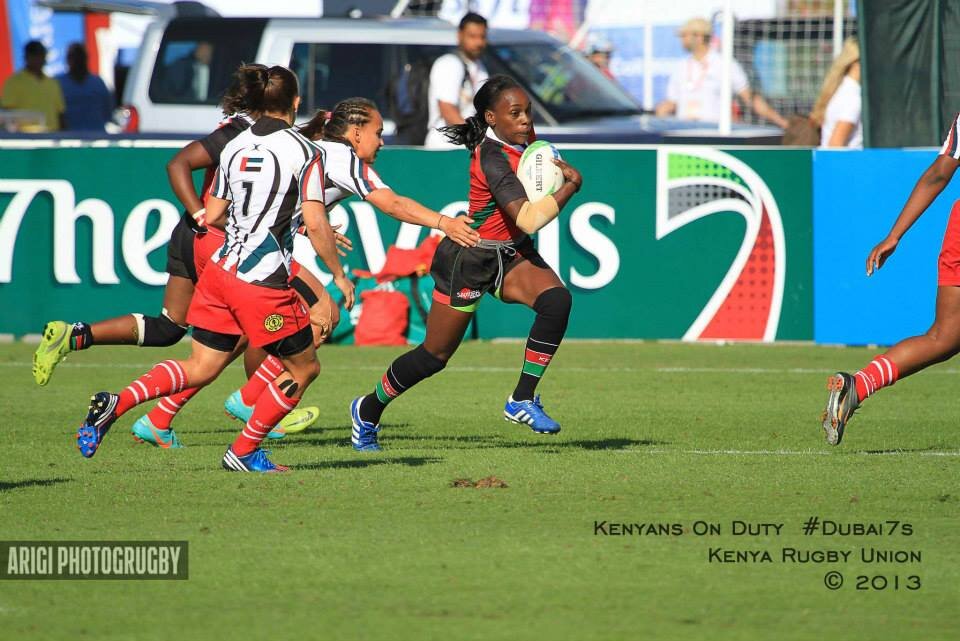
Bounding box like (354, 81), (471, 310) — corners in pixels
(467, 132), (531, 241)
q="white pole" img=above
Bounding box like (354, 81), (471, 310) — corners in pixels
(643, 12), (653, 111)
(391, 0), (411, 19)
(833, 0), (844, 57)
(718, 0), (733, 135)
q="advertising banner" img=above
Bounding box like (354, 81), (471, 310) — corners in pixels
(0, 144), (812, 341)
(812, 148), (960, 346)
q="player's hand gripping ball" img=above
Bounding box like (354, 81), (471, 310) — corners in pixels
(517, 140), (564, 202)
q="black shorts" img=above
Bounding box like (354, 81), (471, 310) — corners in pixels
(166, 216), (198, 283)
(430, 236), (549, 311)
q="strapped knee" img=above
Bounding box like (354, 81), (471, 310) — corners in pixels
(533, 287), (572, 319)
(135, 310), (188, 347)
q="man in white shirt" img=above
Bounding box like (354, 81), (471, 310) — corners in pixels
(424, 12), (490, 148)
(655, 17), (788, 129)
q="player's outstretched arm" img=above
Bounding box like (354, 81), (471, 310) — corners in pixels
(364, 188), (480, 247)
(302, 199), (355, 309)
(867, 154), (960, 275)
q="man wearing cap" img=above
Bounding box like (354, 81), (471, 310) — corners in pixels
(1, 40), (66, 131)
(586, 37), (616, 82)
(655, 17), (787, 128)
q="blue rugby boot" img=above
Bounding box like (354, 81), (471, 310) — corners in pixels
(350, 397), (382, 452)
(76, 392), (119, 458)
(225, 390), (314, 440)
(224, 390), (253, 422)
(131, 415), (183, 449)
(221, 447), (289, 473)
(504, 394), (561, 434)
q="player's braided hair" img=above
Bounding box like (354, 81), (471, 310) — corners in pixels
(221, 64), (299, 117)
(440, 74), (522, 151)
(299, 97), (378, 143)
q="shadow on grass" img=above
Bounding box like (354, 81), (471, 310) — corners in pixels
(292, 456), (442, 471)
(859, 446), (956, 455)
(0, 478), (71, 493)
(347, 435), (668, 451)
(187, 423), (408, 436)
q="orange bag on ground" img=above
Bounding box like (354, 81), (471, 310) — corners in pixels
(354, 289), (410, 346)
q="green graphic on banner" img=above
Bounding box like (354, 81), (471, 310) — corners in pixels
(0, 145), (812, 341)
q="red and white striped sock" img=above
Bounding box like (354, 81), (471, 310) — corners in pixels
(145, 387), (200, 430)
(231, 380), (300, 457)
(853, 355), (899, 401)
(116, 360), (188, 417)
(239, 356), (284, 406)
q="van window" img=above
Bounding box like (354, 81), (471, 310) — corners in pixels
(291, 42), (453, 116)
(486, 42), (639, 123)
(149, 19), (266, 105)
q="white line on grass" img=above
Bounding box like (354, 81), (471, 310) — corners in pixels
(616, 449), (960, 457)
(8, 362), (960, 376)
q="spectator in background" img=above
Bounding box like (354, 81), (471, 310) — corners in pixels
(811, 37), (861, 148)
(1, 40), (65, 131)
(164, 41), (214, 102)
(424, 12), (490, 148)
(655, 17), (788, 129)
(586, 37), (616, 82)
(57, 43), (113, 132)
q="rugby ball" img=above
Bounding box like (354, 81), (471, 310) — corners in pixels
(517, 140), (564, 201)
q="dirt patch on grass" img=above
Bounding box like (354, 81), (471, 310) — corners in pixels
(451, 476), (508, 488)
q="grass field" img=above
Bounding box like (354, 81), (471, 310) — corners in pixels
(0, 340), (957, 640)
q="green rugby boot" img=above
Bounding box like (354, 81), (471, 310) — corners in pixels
(32, 321), (72, 386)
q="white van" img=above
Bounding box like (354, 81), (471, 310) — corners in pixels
(119, 16), (781, 144)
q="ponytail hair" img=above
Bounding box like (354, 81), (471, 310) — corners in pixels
(220, 63), (299, 116)
(439, 114), (488, 150)
(298, 110), (329, 141)
(439, 74), (523, 150)
(220, 63), (268, 115)
(299, 97), (377, 143)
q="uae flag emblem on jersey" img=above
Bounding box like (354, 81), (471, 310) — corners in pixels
(240, 156), (263, 172)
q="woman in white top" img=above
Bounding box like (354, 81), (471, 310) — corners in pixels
(812, 37), (862, 148)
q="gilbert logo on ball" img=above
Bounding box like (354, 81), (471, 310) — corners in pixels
(517, 140), (564, 201)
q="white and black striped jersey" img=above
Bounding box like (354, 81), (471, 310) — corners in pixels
(317, 139), (389, 207)
(209, 116), (324, 287)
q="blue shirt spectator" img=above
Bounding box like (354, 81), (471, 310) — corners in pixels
(57, 43), (113, 131)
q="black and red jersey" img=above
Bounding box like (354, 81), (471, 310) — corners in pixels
(199, 113), (255, 198)
(468, 132), (530, 241)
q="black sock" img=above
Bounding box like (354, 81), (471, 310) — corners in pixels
(69, 322), (93, 351)
(513, 288), (571, 401)
(360, 345), (446, 423)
